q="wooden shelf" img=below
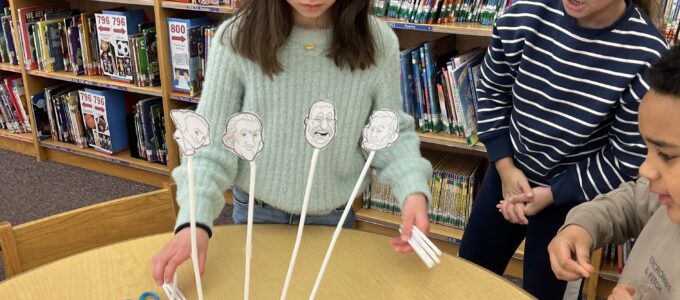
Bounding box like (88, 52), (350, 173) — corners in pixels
(0, 62), (21, 73)
(26, 70), (163, 97)
(171, 92), (200, 104)
(0, 130), (33, 143)
(40, 140), (169, 175)
(161, 1), (237, 14)
(381, 17), (493, 37)
(417, 131), (486, 154)
(355, 208), (524, 259)
(92, 0), (154, 5)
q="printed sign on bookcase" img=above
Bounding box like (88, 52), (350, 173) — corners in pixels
(168, 17), (210, 96)
(95, 10), (145, 83)
(78, 88), (129, 154)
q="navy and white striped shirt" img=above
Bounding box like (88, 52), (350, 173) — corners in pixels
(476, 0), (668, 204)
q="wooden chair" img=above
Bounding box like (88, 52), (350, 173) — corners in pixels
(0, 186), (177, 279)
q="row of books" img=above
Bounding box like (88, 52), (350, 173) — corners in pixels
(400, 37), (484, 146)
(31, 84), (167, 164)
(0, 6), (19, 65)
(0, 75), (30, 133)
(372, 0), (513, 26)
(661, 0), (680, 44)
(362, 155), (482, 229)
(601, 239), (636, 274)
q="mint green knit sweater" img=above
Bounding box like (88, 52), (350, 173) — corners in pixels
(172, 17), (433, 231)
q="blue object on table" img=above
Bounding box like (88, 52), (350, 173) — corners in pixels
(139, 291), (160, 300)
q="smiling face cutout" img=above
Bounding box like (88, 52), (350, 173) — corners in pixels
(304, 100), (336, 149)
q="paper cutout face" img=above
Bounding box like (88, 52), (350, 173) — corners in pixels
(222, 112), (264, 161)
(304, 100), (336, 149)
(170, 110), (212, 156)
(362, 109), (399, 151)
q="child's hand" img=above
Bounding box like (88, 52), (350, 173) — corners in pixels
(391, 193), (429, 253)
(497, 199), (529, 224)
(547, 225), (595, 281)
(496, 157), (533, 201)
(608, 284), (636, 300)
(152, 227), (210, 286)
(509, 186), (554, 217)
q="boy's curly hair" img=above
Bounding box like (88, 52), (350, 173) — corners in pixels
(649, 45), (680, 98)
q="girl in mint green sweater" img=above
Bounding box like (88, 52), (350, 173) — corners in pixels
(152, 0), (433, 286)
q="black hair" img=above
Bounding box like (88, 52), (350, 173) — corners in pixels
(649, 45), (680, 98)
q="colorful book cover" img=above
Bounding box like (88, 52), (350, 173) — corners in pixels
(78, 88), (129, 154)
(1, 15), (17, 65)
(95, 10), (145, 82)
(17, 3), (70, 70)
(31, 92), (51, 139)
(167, 17), (210, 95)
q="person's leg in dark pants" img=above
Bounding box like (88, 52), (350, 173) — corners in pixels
(459, 164), (527, 275)
(523, 202), (578, 299)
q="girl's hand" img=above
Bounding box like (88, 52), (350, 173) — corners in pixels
(509, 186), (554, 217)
(391, 193), (429, 253)
(152, 227), (210, 286)
(608, 284), (636, 300)
(495, 157), (533, 201)
(497, 200), (529, 225)
(547, 224), (595, 281)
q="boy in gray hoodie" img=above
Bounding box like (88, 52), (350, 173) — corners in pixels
(546, 45), (680, 300)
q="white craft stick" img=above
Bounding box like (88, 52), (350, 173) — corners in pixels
(171, 273), (178, 300)
(309, 151), (376, 300)
(409, 227), (440, 264)
(245, 161), (256, 300)
(163, 275), (188, 300)
(412, 226), (442, 256)
(399, 228), (435, 268)
(188, 157), (205, 300)
(280, 149), (320, 300)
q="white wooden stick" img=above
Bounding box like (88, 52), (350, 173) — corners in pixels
(412, 226), (442, 256)
(244, 161), (256, 300)
(309, 151), (375, 300)
(399, 228), (435, 268)
(280, 149), (320, 300)
(409, 227), (440, 264)
(188, 157), (205, 300)
(171, 273), (178, 300)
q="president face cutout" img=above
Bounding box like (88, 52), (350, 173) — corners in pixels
(170, 110), (211, 156)
(362, 109), (399, 151)
(304, 100), (336, 149)
(222, 112), (264, 161)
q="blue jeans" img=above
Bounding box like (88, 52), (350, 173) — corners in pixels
(231, 186), (355, 228)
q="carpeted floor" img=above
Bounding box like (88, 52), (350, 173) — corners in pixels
(0, 149), (233, 281)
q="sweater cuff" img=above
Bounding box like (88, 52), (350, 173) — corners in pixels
(549, 167), (587, 205)
(175, 222), (213, 238)
(561, 212), (606, 252)
(391, 173), (432, 209)
(480, 131), (513, 162)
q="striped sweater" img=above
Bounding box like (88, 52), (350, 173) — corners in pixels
(476, 0), (668, 205)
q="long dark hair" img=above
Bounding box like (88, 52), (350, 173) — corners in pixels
(226, 0), (376, 77)
(632, 0), (653, 19)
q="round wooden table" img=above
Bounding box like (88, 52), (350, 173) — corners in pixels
(0, 225), (534, 299)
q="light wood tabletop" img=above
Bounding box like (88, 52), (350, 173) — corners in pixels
(0, 225), (534, 299)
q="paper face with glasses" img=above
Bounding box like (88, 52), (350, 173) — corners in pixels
(170, 110), (212, 156)
(304, 100), (337, 149)
(222, 112), (264, 161)
(362, 109), (399, 151)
